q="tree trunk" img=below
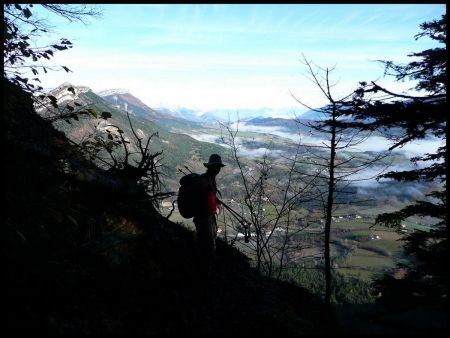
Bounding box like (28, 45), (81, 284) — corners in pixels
(324, 107), (337, 306)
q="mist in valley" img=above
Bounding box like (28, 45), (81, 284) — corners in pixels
(181, 119), (443, 206)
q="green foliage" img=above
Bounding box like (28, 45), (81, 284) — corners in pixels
(3, 4), (102, 127)
(3, 4), (73, 93)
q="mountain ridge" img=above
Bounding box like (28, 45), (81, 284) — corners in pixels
(37, 83), (229, 187)
(97, 88), (130, 96)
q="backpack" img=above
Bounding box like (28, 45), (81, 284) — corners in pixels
(177, 173), (204, 218)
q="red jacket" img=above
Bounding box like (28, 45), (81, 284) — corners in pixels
(198, 173), (219, 215)
(207, 190), (218, 214)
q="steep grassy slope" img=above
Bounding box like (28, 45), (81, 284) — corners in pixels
(4, 79), (330, 335)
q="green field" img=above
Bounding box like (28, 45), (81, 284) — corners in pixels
(343, 254), (396, 270)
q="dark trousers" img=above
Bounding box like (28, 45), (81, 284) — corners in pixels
(193, 214), (217, 275)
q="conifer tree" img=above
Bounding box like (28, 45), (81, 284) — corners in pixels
(345, 14), (447, 306)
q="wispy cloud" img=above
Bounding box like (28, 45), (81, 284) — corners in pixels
(33, 4), (445, 110)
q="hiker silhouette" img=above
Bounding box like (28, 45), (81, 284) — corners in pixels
(193, 154), (225, 276)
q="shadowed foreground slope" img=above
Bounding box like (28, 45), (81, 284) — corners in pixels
(4, 80), (330, 335)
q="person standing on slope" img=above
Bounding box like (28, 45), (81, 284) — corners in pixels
(193, 154), (225, 276)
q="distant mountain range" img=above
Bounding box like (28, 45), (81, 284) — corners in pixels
(191, 107), (302, 123)
(38, 83), (340, 151)
(45, 83), (374, 127)
(95, 87), (324, 125)
(40, 84), (376, 140)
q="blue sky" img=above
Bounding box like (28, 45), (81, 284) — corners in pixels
(33, 4), (445, 113)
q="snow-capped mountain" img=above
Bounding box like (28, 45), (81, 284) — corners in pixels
(34, 82), (93, 115)
(47, 82), (91, 102)
(97, 88), (130, 97)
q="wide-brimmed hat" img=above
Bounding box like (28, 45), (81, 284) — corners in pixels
(203, 154), (225, 168)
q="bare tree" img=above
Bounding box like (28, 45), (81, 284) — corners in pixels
(291, 54), (390, 305)
(70, 110), (171, 209)
(219, 118), (323, 278)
